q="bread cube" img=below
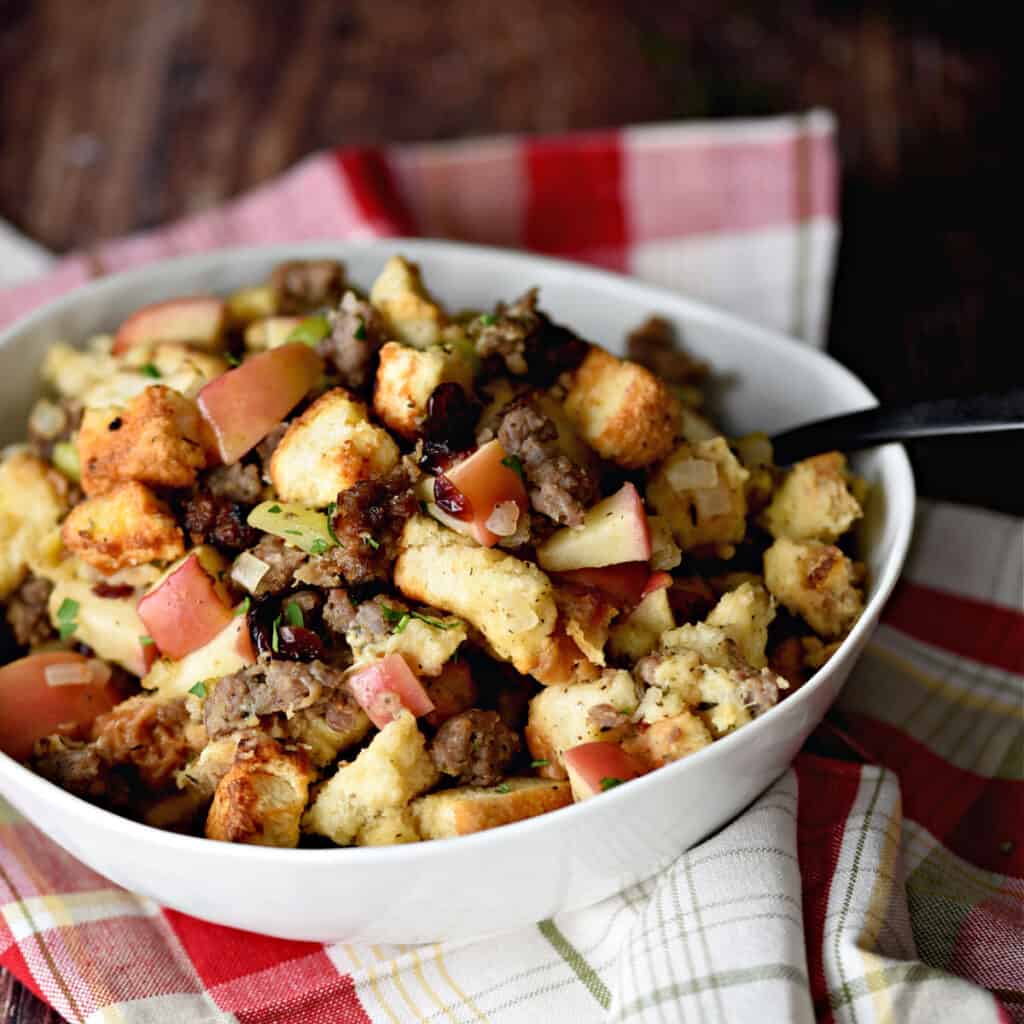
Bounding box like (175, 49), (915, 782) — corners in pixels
(764, 537), (864, 638)
(646, 437), (749, 552)
(412, 778), (572, 839)
(608, 586), (675, 661)
(373, 341), (474, 438)
(302, 711), (438, 847)
(0, 453), (67, 599)
(394, 516), (557, 677)
(563, 347), (679, 468)
(77, 385), (207, 496)
(704, 581), (776, 669)
(278, 707), (372, 767)
(62, 481), (185, 574)
(269, 388), (399, 507)
(369, 255), (447, 348)
(524, 669), (643, 777)
(205, 736), (314, 847)
(350, 613), (468, 678)
(622, 712), (711, 769)
(762, 452), (862, 542)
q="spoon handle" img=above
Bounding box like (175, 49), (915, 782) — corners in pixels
(771, 388), (1024, 464)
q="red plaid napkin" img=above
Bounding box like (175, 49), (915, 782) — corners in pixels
(1, 113), (1021, 1024)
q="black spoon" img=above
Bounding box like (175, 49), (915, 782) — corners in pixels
(771, 387), (1024, 464)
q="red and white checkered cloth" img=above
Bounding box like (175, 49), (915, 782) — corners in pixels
(1, 112), (1021, 1024)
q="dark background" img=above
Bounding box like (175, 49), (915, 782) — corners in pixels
(0, 0), (1017, 1017)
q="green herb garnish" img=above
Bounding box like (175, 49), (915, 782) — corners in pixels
(57, 598), (79, 621)
(139, 635), (155, 646)
(58, 622), (77, 641)
(271, 615), (281, 653)
(530, 759), (549, 768)
(479, 313), (497, 326)
(600, 777), (624, 792)
(501, 454), (524, 480)
(382, 606), (457, 633)
(284, 600), (304, 627)
(353, 319), (368, 340)
(325, 502), (341, 545)
(189, 681), (208, 699)
(495, 783), (511, 794)
(267, 505), (282, 514)
(225, 352), (241, 367)
(140, 363), (161, 379)
(309, 538), (329, 556)
(286, 314), (331, 347)
(361, 532), (380, 551)
(234, 597), (251, 617)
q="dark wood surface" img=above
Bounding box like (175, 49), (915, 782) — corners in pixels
(0, 1), (1016, 1018)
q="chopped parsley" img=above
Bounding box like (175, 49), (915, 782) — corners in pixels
(599, 777), (624, 792)
(139, 635), (155, 646)
(479, 313), (497, 326)
(286, 314), (331, 347)
(58, 622), (78, 641)
(501, 454), (525, 480)
(225, 352), (241, 367)
(234, 596), (251, 617)
(393, 613), (411, 634)
(284, 529), (302, 536)
(324, 502), (341, 545)
(378, 604), (456, 635)
(284, 600), (304, 627)
(267, 504), (282, 514)
(530, 759), (550, 768)
(56, 598), (79, 640)
(189, 681), (208, 698)
(495, 783), (511, 794)
(353, 319), (368, 340)
(140, 363), (161, 379)
(361, 532), (380, 550)
(309, 538), (329, 556)
(271, 615), (281, 653)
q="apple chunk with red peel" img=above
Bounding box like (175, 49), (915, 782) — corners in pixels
(563, 741), (648, 801)
(440, 439), (529, 548)
(347, 654), (435, 730)
(137, 552), (234, 660)
(556, 561), (651, 606)
(113, 297), (227, 355)
(536, 483), (652, 572)
(197, 342), (322, 464)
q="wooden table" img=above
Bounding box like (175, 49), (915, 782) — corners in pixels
(0, 1), (1016, 1019)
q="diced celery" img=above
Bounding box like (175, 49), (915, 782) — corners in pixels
(286, 314), (331, 347)
(248, 500), (336, 555)
(52, 440), (80, 481)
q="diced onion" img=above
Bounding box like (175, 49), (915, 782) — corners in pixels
(44, 662), (93, 687)
(28, 399), (67, 440)
(231, 551), (270, 594)
(485, 500), (520, 537)
(667, 458), (718, 491)
(694, 485), (733, 519)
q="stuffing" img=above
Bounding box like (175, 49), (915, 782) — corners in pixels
(648, 516), (682, 571)
(205, 736), (314, 847)
(764, 537), (864, 638)
(524, 669), (643, 777)
(704, 581), (776, 669)
(302, 711), (439, 847)
(563, 347), (680, 468)
(61, 481), (184, 575)
(608, 587), (675, 662)
(41, 340), (119, 401)
(554, 584), (617, 668)
(178, 734), (245, 800)
(349, 612), (468, 678)
(394, 516), (557, 678)
(369, 255), (447, 348)
(373, 341), (474, 439)
(270, 388), (400, 508)
(0, 453), (67, 599)
(646, 437), (750, 553)
(412, 778), (572, 839)
(762, 452), (863, 542)
(141, 616), (251, 702)
(733, 432), (777, 512)
(122, 342), (228, 398)
(77, 385), (207, 496)
(622, 712), (712, 769)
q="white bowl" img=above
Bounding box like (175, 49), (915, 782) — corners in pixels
(0, 240), (914, 943)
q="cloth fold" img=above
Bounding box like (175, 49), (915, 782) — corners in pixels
(1, 113), (1021, 1023)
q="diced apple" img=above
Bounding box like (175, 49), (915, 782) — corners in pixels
(137, 552), (234, 660)
(536, 483), (652, 572)
(441, 439), (529, 548)
(113, 297), (227, 355)
(0, 653), (120, 761)
(608, 586), (675, 661)
(197, 343), (323, 464)
(556, 562), (651, 606)
(244, 316), (304, 351)
(247, 501), (336, 555)
(563, 741), (648, 801)
(347, 653), (435, 730)
(641, 572), (673, 600)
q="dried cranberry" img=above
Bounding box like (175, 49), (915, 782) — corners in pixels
(434, 475), (472, 519)
(91, 582), (135, 599)
(247, 602), (276, 658)
(275, 625), (325, 662)
(422, 383), (480, 447)
(524, 316), (588, 385)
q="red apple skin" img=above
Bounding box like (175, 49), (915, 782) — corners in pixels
(443, 439), (529, 547)
(137, 553), (234, 660)
(113, 297), (226, 355)
(197, 343), (322, 464)
(347, 653), (435, 730)
(556, 562), (651, 606)
(563, 741), (648, 800)
(0, 653), (120, 761)
(641, 571), (673, 600)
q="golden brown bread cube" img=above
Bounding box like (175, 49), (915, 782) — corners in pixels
(762, 452), (862, 543)
(704, 581), (776, 669)
(205, 736), (314, 848)
(61, 481), (185, 574)
(764, 537), (864, 639)
(269, 388), (400, 508)
(373, 341), (474, 439)
(622, 712), (712, 769)
(77, 385), (207, 497)
(369, 255), (447, 348)
(412, 778), (572, 839)
(646, 437), (750, 553)
(563, 347), (680, 468)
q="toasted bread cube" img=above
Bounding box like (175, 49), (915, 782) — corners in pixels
(608, 586), (674, 662)
(704, 581), (776, 669)
(278, 707), (372, 767)
(269, 388), (399, 508)
(646, 437), (749, 552)
(0, 453), (67, 599)
(764, 538), (864, 639)
(350, 613), (467, 678)
(622, 712), (712, 769)
(412, 778), (572, 839)
(563, 347), (679, 468)
(525, 669), (643, 777)
(762, 452), (862, 543)
(178, 735), (246, 799)
(369, 255), (447, 348)
(77, 385), (207, 496)
(62, 481), (184, 574)
(373, 341), (474, 438)
(356, 807), (422, 846)
(205, 736), (313, 847)
(394, 516), (557, 677)
(302, 711), (438, 847)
